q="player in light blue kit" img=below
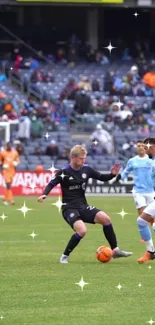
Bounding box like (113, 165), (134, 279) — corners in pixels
(137, 137), (155, 263)
(117, 140), (155, 219)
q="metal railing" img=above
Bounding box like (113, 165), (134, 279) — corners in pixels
(0, 23), (49, 64)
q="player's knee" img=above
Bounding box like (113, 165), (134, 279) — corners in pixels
(6, 183), (11, 189)
(137, 216), (148, 227)
(95, 211), (111, 225)
(73, 221), (87, 237)
(77, 227), (87, 237)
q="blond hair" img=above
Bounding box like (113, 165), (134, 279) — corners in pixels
(70, 145), (87, 157)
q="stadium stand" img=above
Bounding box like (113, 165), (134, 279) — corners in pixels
(1, 43), (155, 171)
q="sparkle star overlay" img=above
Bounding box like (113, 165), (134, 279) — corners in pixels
(44, 132), (50, 140)
(131, 188), (136, 194)
(145, 143), (152, 150)
(104, 41), (116, 54)
(75, 277), (89, 291)
(133, 12), (139, 17)
(0, 213), (8, 221)
(93, 140), (98, 146)
(116, 283), (122, 291)
(29, 231), (38, 239)
(115, 100), (124, 110)
(52, 196), (66, 213)
(59, 172), (66, 181)
(17, 201), (32, 218)
(0, 316), (4, 320)
(147, 319), (155, 325)
(117, 208), (128, 220)
(138, 283), (142, 288)
(148, 265), (152, 270)
(48, 162), (57, 175)
(28, 182), (37, 193)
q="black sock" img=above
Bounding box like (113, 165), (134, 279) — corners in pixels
(63, 233), (83, 256)
(103, 224), (117, 250)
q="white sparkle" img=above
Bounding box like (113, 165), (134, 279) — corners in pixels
(131, 188), (136, 194)
(147, 319), (155, 325)
(116, 283), (122, 291)
(44, 132), (50, 140)
(148, 265), (152, 270)
(0, 316), (4, 320)
(93, 140), (98, 146)
(47, 162), (57, 175)
(75, 277), (89, 291)
(59, 172), (66, 181)
(104, 41), (116, 54)
(28, 182), (37, 193)
(117, 208), (128, 220)
(17, 201), (32, 218)
(138, 283), (142, 288)
(52, 196), (66, 213)
(0, 213), (8, 221)
(146, 143), (152, 150)
(115, 100), (124, 110)
(29, 231), (38, 239)
(133, 12), (139, 17)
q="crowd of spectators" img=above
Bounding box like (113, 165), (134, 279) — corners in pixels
(0, 38), (155, 161)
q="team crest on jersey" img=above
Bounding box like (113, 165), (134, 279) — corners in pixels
(70, 213), (75, 218)
(82, 173), (87, 179)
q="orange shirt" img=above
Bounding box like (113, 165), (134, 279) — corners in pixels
(0, 149), (20, 173)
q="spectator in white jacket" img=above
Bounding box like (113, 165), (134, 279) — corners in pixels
(90, 124), (114, 154)
(18, 115), (31, 143)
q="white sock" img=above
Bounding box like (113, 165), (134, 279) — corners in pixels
(145, 239), (154, 252)
(113, 247), (119, 251)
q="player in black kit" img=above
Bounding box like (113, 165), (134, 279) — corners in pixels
(38, 145), (132, 263)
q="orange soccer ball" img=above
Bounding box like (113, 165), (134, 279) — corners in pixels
(96, 246), (113, 263)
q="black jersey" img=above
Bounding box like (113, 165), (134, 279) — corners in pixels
(43, 164), (115, 210)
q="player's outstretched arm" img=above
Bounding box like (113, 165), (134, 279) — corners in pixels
(88, 164), (120, 182)
(116, 159), (132, 182)
(38, 170), (61, 203)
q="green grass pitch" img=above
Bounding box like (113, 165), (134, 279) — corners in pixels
(0, 196), (155, 325)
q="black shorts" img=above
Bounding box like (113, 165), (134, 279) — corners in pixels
(62, 205), (101, 228)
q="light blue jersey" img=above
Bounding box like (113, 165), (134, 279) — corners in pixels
(121, 155), (154, 193)
(151, 156), (155, 187)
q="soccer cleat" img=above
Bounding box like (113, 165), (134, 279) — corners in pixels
(60, 254), (69, 264)
(113, 249), (132, 259)
(137, 251), (155, 263)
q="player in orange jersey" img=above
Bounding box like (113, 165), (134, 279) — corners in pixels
(0, 142), (20, 205)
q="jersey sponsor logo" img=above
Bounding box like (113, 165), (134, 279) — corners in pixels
(69, 176), (74, 180)
(70, 213), (75, 218)
(69, 185), (80, 190)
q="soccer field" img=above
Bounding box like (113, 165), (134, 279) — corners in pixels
(0, 196), (155, 325)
